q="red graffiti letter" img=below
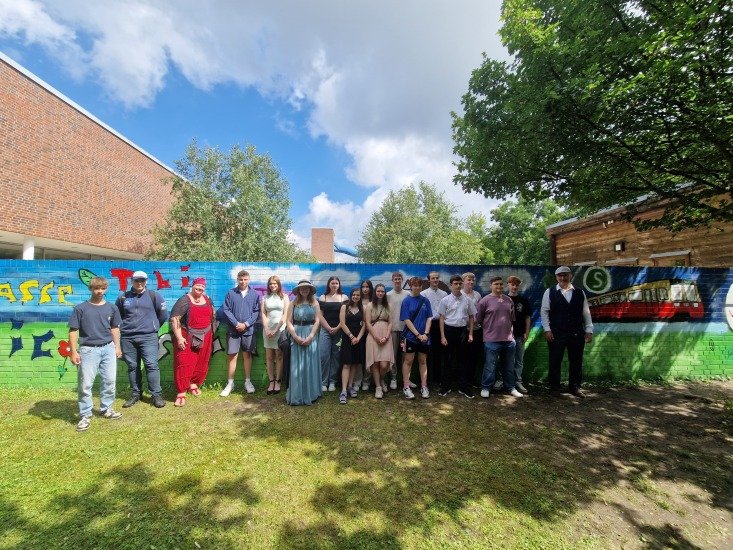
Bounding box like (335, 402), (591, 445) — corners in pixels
(110, 268), (134, 291)
(154, 270), (171, 290)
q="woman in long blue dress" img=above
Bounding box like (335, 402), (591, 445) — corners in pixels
(286, 280), (322, 405)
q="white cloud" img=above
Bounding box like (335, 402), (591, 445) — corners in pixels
(1, 0), (507, 246)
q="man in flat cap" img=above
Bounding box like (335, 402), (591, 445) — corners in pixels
(540, 266), (593, 398)
(115, 270), (168, 408)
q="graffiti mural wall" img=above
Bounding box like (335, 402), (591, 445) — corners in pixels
(0, 260), (731, 388)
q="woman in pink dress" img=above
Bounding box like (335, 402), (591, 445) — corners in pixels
(169, 278), (216, 407)
(364, 283), (394, 399)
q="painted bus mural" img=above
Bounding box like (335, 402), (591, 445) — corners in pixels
(587, 279), (704, 322)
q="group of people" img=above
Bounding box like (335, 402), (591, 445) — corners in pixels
(69, 266), (593, 431)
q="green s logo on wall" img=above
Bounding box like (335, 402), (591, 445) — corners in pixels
(583, 267), (612, 294)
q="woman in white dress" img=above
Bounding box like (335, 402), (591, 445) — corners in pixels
(261, 275), (289, 394)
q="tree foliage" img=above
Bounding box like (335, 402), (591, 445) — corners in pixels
(452, 0), (733, 231)
(485, 198), (579, 264)
(356, 182), (488, 264)
(147, 141), (312, 262)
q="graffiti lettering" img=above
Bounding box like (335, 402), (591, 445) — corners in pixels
(0, 281), (73, 305)
(31, 330), (54, 360)
(153, 270), (171, 290)
(111, 268), (135, 291)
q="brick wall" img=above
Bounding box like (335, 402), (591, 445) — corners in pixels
(0, 57), (175, 255)
(0, 260), (730, 389)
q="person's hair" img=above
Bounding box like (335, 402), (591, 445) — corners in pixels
(267, 275), (284, 298)
(293, 284), (315, 306)
(449, 275), (463, 284)
(462, 272), (475, 281)
(428, 271), (440, 279)
(237, 270), (250, 278)
(89, 276), (108, 290)
(346, 288), (363, 314)
(507, 275), (522, 285)
(407, 276), (423, 287)
(371, 283), (389, 311)
(360, 279), (373, 299)
(490, 276), (503, 284)
(323, 276), (343, 296)
(391, 272), (403, 279)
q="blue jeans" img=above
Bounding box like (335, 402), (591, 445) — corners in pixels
(121, 333), (162, 397)
(319, 329), (341, 386)
(77, 343), (117, 417)
(514, 337), (526, 384)
(482, 341), (516, 391)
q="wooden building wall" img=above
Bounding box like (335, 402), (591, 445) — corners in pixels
(548, 205), (733, 267)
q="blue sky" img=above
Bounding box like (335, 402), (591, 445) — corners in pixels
(0, 0), (508, 255)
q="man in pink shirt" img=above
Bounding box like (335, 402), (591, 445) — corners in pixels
(475, 276), (524, 398)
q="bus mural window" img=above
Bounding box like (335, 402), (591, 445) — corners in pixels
(629, 290), (643, 301)
(658, 287), (668, 301)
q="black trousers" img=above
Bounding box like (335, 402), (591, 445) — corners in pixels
(440, 325), (470, 391)
(466, 327), (484, 385)
(427, 321), (443, 385)
(548, 333), (585, 391)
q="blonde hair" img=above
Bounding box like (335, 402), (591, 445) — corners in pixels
(89, 276), (109, 290)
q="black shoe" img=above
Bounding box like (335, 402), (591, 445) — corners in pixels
(152, 395), (166, 408)
(438, 388), (451, 397)
(458, 388), (475, 399)
(123, 394), (140, 408)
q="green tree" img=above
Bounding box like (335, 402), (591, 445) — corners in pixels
(485, 198), (578, 264)
(452, 0), (732, 231)
(356, 182), (488, 263)
(147, 141), (312, 262)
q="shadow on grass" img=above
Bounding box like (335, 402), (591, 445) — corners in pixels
(0, 462), (259, 548)
(28, 399), (78, 424)
(237, 382), (732, 546)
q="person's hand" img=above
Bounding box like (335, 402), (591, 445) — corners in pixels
(177, 337), (186, 350)
(115, 346), (123, 359)
(441, 336), (448, 346)
(351, 335), (359, 345)
(236, 322), (246, 332)
(584, 332), (593, 343)
(545, 331), (554, 342)
(70, 350), (80, 366)
(468, 333), (473, 343)
(330, 326), (339, 335)
(522, 333), (528, 343)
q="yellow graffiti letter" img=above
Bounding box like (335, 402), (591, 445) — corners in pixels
(40, 281), (55, 304)
(57, 285), (73, 304)
(19, 280), (39, 304)
(0, 283), (16, 302)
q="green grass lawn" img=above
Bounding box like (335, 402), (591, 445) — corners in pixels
(1, 383), (730, 549)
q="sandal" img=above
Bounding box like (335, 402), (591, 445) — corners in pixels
(267, 379), (276, 395)
(273, 379), (281, 394)
(174, 393), (186, 407)
(190, 385), (201, 397)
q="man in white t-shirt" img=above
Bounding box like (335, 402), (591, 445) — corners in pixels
(386, 272), (415, 390)
(462, 272), (483, 388)
(438, 275), (476, 398)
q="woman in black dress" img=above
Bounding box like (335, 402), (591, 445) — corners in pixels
(338, 288), (365, 404)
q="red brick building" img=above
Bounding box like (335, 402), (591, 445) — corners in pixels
(0, 52), (176, 260)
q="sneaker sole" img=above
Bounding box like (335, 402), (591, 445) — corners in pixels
(458, 391), (475, 399)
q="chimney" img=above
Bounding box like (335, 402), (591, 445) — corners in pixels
(311, 228), (334, 262)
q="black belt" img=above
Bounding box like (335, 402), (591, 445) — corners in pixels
(293, 320), (314, 326)
(81, 342), (112, 348)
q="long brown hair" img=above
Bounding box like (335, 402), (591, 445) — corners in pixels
(267, 275), (285, 298)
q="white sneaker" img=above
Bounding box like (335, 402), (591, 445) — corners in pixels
(245, 380), (256, 394)
(510, 388), (524, 398)
(328, 383), (336, 392)
(403, 387), (415, 400)
(421, 386), (430, 399)
(389, 379), (397, 390)
(381, 382), (388, 393)
(219, 381), (234, 397)
(322, 385), (328, 392)
(361, 382), (370, 391)
(493, 379), (503, 390)
(480, 389), (490, 398)
(375, 387), (383, 399)
(101, 408), (122, 420)
(515, 381), (528, 393)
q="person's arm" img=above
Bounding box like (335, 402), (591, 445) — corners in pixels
(541, 289), (553, 342)
(306, 301), (321, 343)
(582, 292), (593, 342)
(364, 304), (376, 338)
(69, 329), (80, 366)
(467, 314), (474, 342)
(261, 297), (271, 338)
(318, 296), (332, 331)
(111, 327), (122, 358)
(286, 302), (299, 341)
(439, 314), (448, 346)
(355, 311), (366, 342)
(243, 293), (260, 329)
(280, 295), (290, 333)
(523, 308), (531, 343)
(222, 291), (241, 329)
(155, 292), (168, 325)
